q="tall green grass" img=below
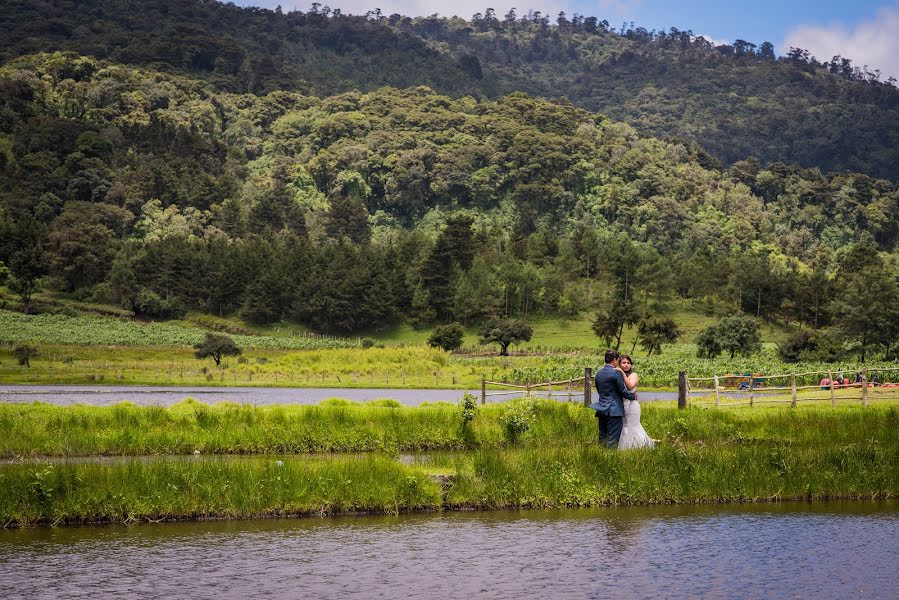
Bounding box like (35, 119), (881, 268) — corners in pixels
(2, 399), (896, 458)
(0, 456), (442, 526)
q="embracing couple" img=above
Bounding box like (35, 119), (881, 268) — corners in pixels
(589, 349), (654, 450)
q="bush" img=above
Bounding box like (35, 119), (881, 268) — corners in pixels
(501, 398), (536, 443)
(459, 392), (479, 428)
(135, 288), (186, 320)
(428, 322), (465, 352)
(13, 345), (38, 366)
(361, 338), (375, 349)
(779, 331), (816, 362)
(696, 314), (761, 359)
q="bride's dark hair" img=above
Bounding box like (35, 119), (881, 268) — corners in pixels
(619, 354), (634, 375)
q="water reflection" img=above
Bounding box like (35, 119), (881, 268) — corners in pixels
(1, 502), (895, 599)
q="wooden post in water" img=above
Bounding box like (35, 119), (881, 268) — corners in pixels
(583, 367), (592, 407)
(525, 379), (531, 397)
(481, 377), (486, 405)
(829, 370), (836, 408)
(567, 378), (573, 403)
(862, 368), (868, 408)
(791, 373), (798, 408)
(714, 375), (720, 408)
(677, 371), (687, 409)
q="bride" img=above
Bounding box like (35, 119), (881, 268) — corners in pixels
(617, 355), (654, 450)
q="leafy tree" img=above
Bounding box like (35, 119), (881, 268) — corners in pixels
(13, 345), (38, 367)
(778, 330), (817, 363)
(592, 309), (624, 349)
(637, 317), (679, 356)
(478, 318), (533, 356)
(428, 322), (465, 352)
(194, 333), (242, 366)
(830, 240), (899, 361)
(2, 214), (48, 313)
(696, 315), (762, 359)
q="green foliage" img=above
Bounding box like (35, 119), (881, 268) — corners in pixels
(479, 319), (534, 356)
(459, 392), (479, 429)
(12, 344), (37, 366)
(637, 317), (680, 356)
(0, 50), (896, 339)
(193, 332), (242, 366)
(500, 398), (537, 443)
(697, 315), (762, 359)
(428, 322), (465, 352)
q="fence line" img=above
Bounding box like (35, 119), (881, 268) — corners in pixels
(680, 366), (899, 410)
(481, 368), (593, 405)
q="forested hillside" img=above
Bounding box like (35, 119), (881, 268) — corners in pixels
(1, 53), (897, 359)
(1, 0), (897, 177)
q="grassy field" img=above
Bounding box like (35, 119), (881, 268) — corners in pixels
(1, 399), (895, 525)
(1, 305), (895, 390)
(4, 342), (894, 390)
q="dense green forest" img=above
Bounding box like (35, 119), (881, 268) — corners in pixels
(1, 0), (897, 177)
(1, 52), (897, 360)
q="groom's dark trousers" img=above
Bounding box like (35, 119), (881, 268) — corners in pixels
(596, 413), (624, 449)
(589, 364), (635, 449)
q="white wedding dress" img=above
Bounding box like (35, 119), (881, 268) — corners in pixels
(619, 389), (654, 450)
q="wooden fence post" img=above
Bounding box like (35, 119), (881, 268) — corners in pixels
(567, 378), (573, 403)
(790, 373), (797, 408)
(714, 375), (720, 408)
(749, 376), (754, 408)
(862, 368), (868, 408)
(481, 377), (486, 405)
(583, 367), (592, 407)
(677, 371), (687, 409)
(829, 370), (836, 408)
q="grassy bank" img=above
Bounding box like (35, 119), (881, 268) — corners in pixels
(3, 398), (897, 458)
(3, 399), (896, 526)
(1, 430), (894, 526)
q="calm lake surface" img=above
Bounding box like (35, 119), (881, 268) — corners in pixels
(0, 384), (680, 406)
(0, 501), (895, 599)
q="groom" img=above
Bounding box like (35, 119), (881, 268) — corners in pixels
(589, 349), (635, 448)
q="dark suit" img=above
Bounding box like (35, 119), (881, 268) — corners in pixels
(589, 364), (635, 448)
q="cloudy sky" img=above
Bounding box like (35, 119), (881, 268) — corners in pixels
(228, 0), (898, 80)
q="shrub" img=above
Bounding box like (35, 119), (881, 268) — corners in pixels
(428, 322), (465, 352)
(135, 288), (186, 320)
(361, 338), (375, 349)
(13, 345), (38, 366)
(779, 331), (816, 362)
(459, 392), (479, 428)
(501, 398), (536, 443)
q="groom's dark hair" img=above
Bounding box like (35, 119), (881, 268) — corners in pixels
(604, 349), (619, 364)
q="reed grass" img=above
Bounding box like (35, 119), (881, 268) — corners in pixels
(2, 399), (896, 458)
(1, 401), (895, 526)
(0, 456), (442, 526)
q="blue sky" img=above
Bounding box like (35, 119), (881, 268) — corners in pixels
(228, 0), (899, 78)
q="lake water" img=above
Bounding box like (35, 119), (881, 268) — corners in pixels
(0, 501), (895, 599)
(0, 384), (681, 406)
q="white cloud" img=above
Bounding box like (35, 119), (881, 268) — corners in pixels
(231, 0), (565, 19)
(694, 33), (728, 47)
(784, 2), (899, 82)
